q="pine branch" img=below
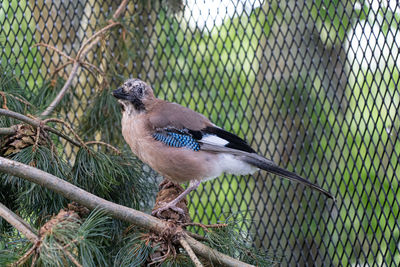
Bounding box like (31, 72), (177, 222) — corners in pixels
(0, 202), (38, 243)
(0, 156), (255, 267)
(0, 126), (17, 135)
(0, 108), (38, 126)
(0, 108), (80, 146)
(39, 0), (128, 117)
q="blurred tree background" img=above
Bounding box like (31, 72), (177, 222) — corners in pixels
(1, 0), (399, 265)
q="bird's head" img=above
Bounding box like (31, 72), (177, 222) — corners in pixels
(113, 78), (154, 114)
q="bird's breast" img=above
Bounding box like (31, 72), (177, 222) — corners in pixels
(121, 113), (146, 156)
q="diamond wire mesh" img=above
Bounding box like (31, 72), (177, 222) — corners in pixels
(1, 0), (400, 266)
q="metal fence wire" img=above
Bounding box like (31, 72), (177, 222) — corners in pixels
(1, 0), (400, 266)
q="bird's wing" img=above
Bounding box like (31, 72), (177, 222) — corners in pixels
(148, 101), (255, 152)
(150, 125), (254, 153)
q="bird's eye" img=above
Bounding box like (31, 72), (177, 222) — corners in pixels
(137, 87), (143, 95)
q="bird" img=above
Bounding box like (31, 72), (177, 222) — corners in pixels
(112, 78), (334, 216)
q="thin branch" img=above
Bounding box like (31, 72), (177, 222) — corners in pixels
(34, 43), (75, 62)
(179, 237), (204, 267)
(40, 62), (80, 117)
(0, 202), (38, 243)
(30, 252), (38, 267)
(1, 92), (33, 108)
(85, 141), (121, 154)
(184, 235), (254, 267)
(0, 108), (80, 147)
(14, 245), (37, 266)
(43, 118), (88, 150)
(0, 91), (8, 109)
(40, 0), (128, 117)
(52, 60), (74, 77)
(0, 108), (38, 126)
(81, 62), (106, 76)
(111, 0), (129, 20)
(181, 222), (228, 232)
(0, 157), (255, 267)
(77, 21), (120, 59)
(55, 243), (83, 267)
(186, 231), (208, 242)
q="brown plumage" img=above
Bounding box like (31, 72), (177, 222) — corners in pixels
(113, 78), (334, 216)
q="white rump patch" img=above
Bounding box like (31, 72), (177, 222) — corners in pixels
(204, 153), (259, 181)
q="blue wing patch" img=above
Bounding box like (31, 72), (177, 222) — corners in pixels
(153, 130), (200, 151)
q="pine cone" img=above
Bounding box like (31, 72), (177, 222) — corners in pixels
(0, 124), (50, 156)
(152, 179), (191, 223)
(39, 209), (80, 237)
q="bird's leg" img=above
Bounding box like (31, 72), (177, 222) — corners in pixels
(152, 180), (201, 216)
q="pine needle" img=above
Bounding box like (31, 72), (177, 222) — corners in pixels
(203, 214), (280, 266)
(1, 146), (70, 224)
(0, 64), (34, 127)
(30, 77), (75, 112)
(0, 238), (31, 266)
(39, 209), (110, 267)
(79, 88), (122, 143)
(113, 233), (154, 267)
(71, 147), (156, 210)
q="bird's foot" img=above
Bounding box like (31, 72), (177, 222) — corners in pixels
(151, 201), (185, 217)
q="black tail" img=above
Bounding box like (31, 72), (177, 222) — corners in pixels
(242, 154), (335, 200)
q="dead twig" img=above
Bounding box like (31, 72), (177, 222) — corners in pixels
(32, 121), (43, 152)
(186, 231), (208, 242)
(80, 63), (109, 89)
(81, 61), (106, 77)
(179, 237), (204, 267)
(77, 21), (121, 59)
(14, 244), (38, 266)
(43, 118), (88, 150)
(40, 63), (80, 117)
(7, 93), (33, 107)
(0, 91), (8, 109)
(0, 108), (80, 147)
(39, 0), (128, 117)
(30, 253), (38, 267)
(33, 43), (76, 62)
(85, 141), (121, 154)
(55, 243), (83, 267)
(51, 60), (74, 77)
(181, 222), (228, 232)
(110, 0), (129, 21)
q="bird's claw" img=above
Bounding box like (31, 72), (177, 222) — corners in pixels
(152, 202), (185, 217)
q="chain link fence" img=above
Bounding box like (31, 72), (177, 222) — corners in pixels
(1, 0), (400, 265)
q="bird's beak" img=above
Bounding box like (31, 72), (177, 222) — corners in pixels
(112, 87), (128, 100)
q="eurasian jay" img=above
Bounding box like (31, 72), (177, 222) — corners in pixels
(113, 78), (334, 216)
